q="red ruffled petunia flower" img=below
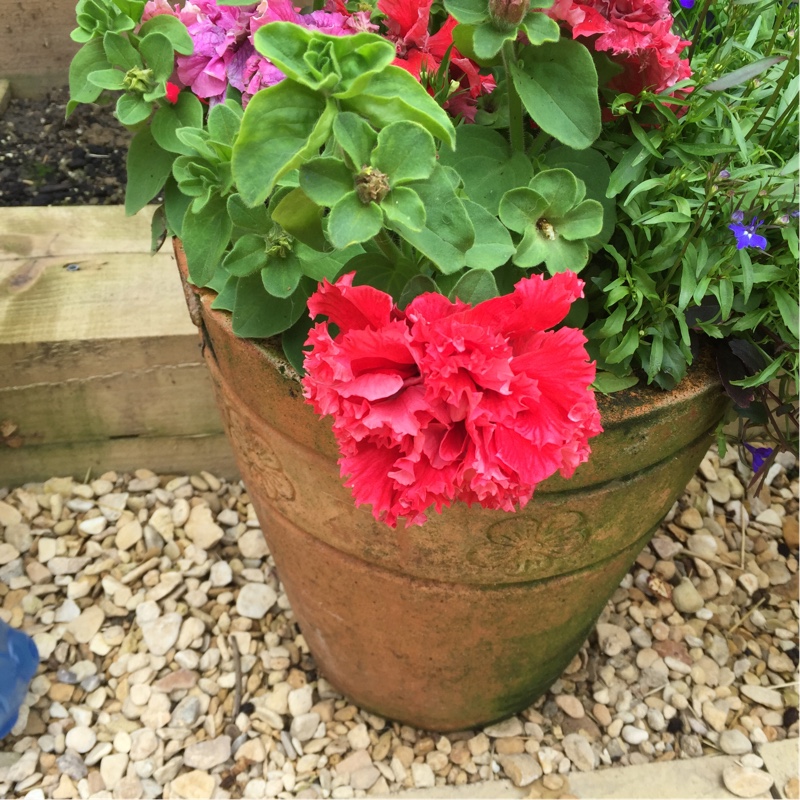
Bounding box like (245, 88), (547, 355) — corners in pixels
(377, 0), (495, 121)
(549, 0), (691, 95)
(302, 272), (602, 527)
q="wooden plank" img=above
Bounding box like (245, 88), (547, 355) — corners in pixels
(0, 205), (155, 262)
(2, 362), (222, 446)
(0, 205), (236, 484)
(0, 251), (197, 345)
(0, 434), (239, 486)
(0, 336), (204, 389)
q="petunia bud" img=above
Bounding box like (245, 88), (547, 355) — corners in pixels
(123, 66), (155, 94)
(267, 231), (294, 258)
(355, 166), (390, 204)
(488, 0), (529, 29)
(165, 82), (181, 104)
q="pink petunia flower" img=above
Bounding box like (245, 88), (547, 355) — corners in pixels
(302, 272), (602, 527)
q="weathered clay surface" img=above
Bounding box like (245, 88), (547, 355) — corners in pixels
(175, 241), (729, 730)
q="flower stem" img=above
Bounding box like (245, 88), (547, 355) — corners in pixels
(660, 176), (719, 290)
(502, 41), (524, 153)
(688, 0), (714, 63)
(764, 0), (791, 58)
(374, 228), (404, 263)
(746, 37), (798, 142)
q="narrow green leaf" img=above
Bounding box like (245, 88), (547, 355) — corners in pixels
(182, 195), (232, 287)
(639, 211), (692, 224)
(207, 102), (241, 146)
(606, 143), (646, 198)
(125, 126), (174, 214)
(678, 262), (696, 311)
(332, 113), (378, 168)
(592, 372), (639, 393)
(103, 30), (141, 69)
(704, 56), (786, 91)
(628, 118), (661, 158)
(605, 327), (640, 364)
(87, 68), (126, 89)
(598, 305), (627, 338)
(647, 329), (664, 379)
(717, 277), (734, 320)
(139, 31), (173, 80)
(772, 285), (800, 340)
(739, 248), (753, 304)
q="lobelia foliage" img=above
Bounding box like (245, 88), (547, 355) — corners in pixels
(67, 0), (797, 516)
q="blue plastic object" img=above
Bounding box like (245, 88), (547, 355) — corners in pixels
(0, 619), (39, 738)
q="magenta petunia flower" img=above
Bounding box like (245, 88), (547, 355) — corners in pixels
(302, 272), (602, 527)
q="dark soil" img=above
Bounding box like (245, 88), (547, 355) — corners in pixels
(0, 87), (129, 206)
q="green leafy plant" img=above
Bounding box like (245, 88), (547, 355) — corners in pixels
(67, 0), (798, 468)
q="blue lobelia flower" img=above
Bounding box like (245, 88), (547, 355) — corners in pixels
(728, 215), (767, 250)
(744, 443), (774, 473)
(679, 0), (695, 6)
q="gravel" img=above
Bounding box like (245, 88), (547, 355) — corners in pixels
(0, 447), (797, 799)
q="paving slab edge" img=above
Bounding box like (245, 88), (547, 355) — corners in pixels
(385, 739), (799, 799)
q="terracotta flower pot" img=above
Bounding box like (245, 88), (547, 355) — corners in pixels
(175, 243), (728, 731)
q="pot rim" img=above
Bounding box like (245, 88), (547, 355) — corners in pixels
(174, 238), (723, 428)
